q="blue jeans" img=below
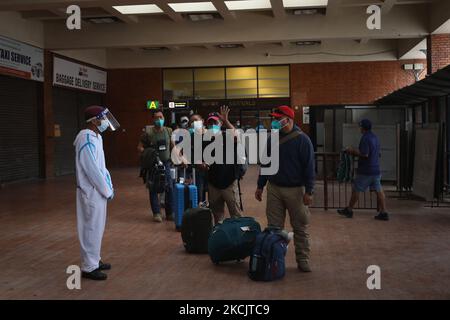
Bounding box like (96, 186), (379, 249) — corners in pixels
(149, 161), (173, 216)
(195, 169), (207, 203)
(353, 174), (382, 193)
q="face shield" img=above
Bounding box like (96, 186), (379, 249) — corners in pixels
(87, 108), (120, 131)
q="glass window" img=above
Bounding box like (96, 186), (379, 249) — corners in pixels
(226, 66), (257, 99)
(257, 65), (289, 98)
(194, 68), (225, 99)
(163, 69), (193, 100)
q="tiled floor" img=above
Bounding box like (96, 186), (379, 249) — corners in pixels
(0, 166), (449, 299)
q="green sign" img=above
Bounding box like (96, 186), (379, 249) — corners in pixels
(147, 100), (159, 110)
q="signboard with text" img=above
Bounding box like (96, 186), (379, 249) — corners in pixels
(53, 57), (107, 93)
(0, 35), (44, 82)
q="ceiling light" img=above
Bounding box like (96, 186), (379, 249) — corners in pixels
(112, 4), (163, 14)
(188, 13), (217, 21)
(168, 2), (217, 13)
(225, 0), (271, 11)
(294, 40), (321, 46)
(283, 0), (328, 8)
(217, 44), (244, 48)
(86, 17), (120, 24)
(293, 8), (320, 14)
(141, 47), (169, 51)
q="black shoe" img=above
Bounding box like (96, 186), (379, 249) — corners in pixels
(337, 207), (353, 218)
(99, 261), (111, 270)
(374, 212), (389, 221)
(82, 268), (107, 281)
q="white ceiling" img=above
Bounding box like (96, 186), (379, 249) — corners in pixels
(0, 0), (448, 67)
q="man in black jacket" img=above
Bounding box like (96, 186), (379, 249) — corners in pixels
(205, 106), (242, 224)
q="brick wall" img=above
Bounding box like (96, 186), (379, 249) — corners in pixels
(105, 68), (162, 167)
(290, 60), (427, 133)
(105, 60), (426, 166)
(429, 34), (450, 74)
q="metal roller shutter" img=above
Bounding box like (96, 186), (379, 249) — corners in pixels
(0, 75), (40, 184)
(53, 88), (102, 176)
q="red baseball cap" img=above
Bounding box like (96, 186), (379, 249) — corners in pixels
(270, 105), (295, 120)
(207, 113), (220, 123)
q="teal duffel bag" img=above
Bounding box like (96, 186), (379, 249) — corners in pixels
(208, 217), (261, 264)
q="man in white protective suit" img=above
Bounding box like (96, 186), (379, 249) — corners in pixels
(73, 105), (120, 281)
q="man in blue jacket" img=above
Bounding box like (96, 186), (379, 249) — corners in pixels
(255, 106), (315, 273)
(337, 119), (390, 221)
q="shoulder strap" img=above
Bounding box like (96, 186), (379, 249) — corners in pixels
(279, 130), (301, 145)
(164, 127), (171, 142)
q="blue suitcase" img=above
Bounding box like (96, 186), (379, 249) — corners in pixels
(173, 168), (198, 231)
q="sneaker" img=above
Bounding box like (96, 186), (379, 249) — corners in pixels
(374, 212), (389, 221)
(153, 214), (163, 223)
(297, 260), (312, 273)
(166, 215), (174, 221)
(337, 207), (353, 218)
(82, 269), (107, 281)
(98, 261), (111, 271)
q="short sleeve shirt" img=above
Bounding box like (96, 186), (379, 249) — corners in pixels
(357, 131), (381, 176)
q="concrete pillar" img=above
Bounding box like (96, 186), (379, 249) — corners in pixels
(42, 50), (55, 178)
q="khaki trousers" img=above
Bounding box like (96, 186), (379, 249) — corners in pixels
(208, 180), (242, 224)
(266, 182), (311, 263)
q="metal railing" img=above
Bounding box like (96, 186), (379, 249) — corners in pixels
(312, 152), (379, 210)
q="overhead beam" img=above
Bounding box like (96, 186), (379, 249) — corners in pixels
(382, 0), (397, 15)
(211, 0), (235, 20)
(43, 5), (429, 50)
(270, 0), (286, 19)
(157, 2), (184, 22)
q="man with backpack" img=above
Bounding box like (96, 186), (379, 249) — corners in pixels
(137, 110), (174, 223)
(255, 105), (315, 273)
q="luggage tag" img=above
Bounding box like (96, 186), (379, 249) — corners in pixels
(240, 226), (250, 232)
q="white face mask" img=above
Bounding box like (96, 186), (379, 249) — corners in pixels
(97, 119), (110, 133)
(193, 120), (203, 130)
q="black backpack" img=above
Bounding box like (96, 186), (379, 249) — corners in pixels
(147, 156), (166, 194)
(141, 146), (158, 170)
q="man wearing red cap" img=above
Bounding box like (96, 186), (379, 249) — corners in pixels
(73, 105), (117, 280)
(255, 105), (315, 272)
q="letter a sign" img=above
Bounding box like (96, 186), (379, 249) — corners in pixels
(147, 100), (159, 110)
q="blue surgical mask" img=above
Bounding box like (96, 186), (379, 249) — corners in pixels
(155, 119), (164, 127)
(271, 120), (281, 130)
(271, 118), (288, 130)
(210, 125), (221, 134)
(97, 120), (109, 133)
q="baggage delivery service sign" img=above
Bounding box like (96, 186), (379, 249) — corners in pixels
(53, 57), (107, 93)
(0, 36), (44, 82)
